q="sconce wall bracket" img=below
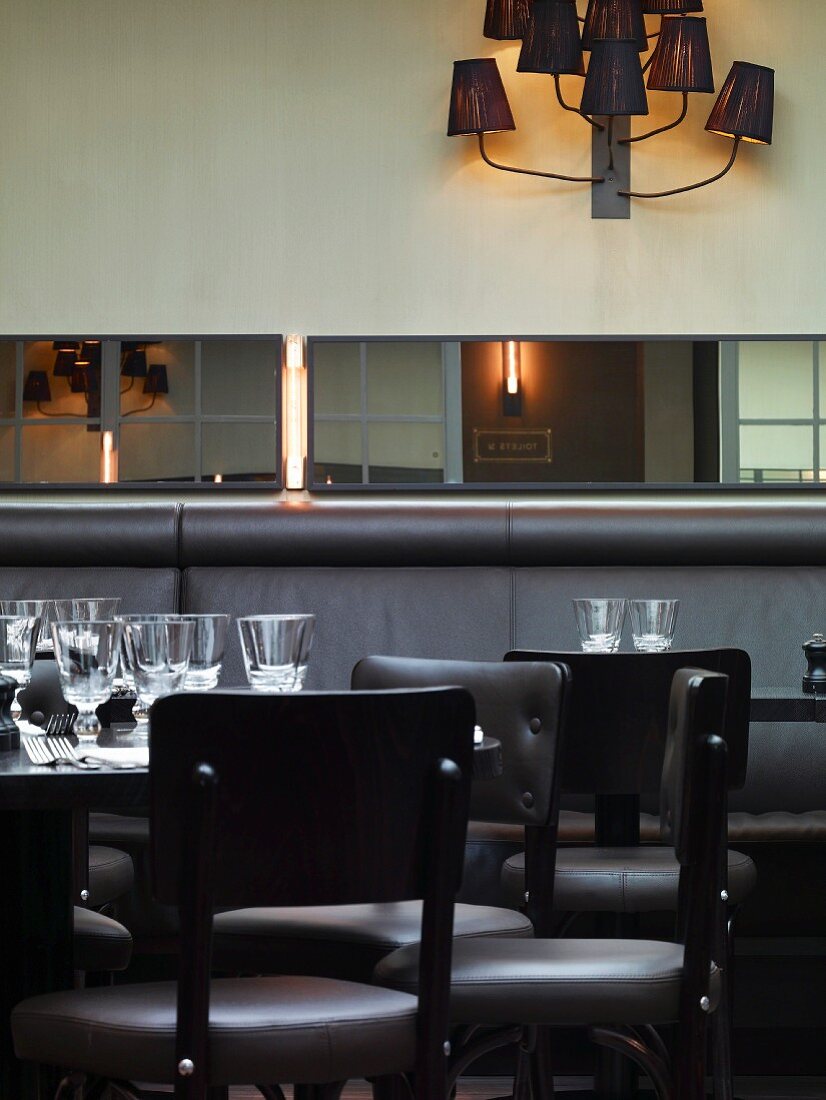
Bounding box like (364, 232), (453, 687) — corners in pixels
(592, 116), (631, 219)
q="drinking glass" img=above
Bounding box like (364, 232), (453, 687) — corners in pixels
(115, 614), (176, 722)
(53, 598), (122, 622)
(180, 614), (230, 690)
(0, 615), (41, 719)
(122, 619), (195, 732)
(572, 598), (626, 653)
(237, 614), (315, 692)
(629, 599), (680, 652)
(2, 600), (59, 653)
(51, 620), (123, 740)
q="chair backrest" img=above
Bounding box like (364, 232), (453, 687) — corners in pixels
(504, 648), (750, 795)
(150, 688), (474, 909)
(352, 656), (570, 829)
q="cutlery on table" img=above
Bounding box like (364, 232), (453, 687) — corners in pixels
(45, 736), (142, 770)
(22, 736), (100, 770)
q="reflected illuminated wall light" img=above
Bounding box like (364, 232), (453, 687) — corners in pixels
(502, 340), (523, 416)
(447, 0), (775, 218)
(284, 334), (306, 489)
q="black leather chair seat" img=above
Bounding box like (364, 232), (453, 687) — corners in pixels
(73, 907), (133, 973)
(212, 902), (533, 981)
(374, 938), (721, 1026)
(501, 847), (757, 913)
(88, 846), (134, 908)
(89, 813), (149, 846)
(12, 976), (417, 1086)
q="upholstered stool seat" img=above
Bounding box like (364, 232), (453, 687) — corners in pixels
(73, 907), (133, 973)
(13, 976), (418, 1086)
(88, 845), (134, 908)
(374, 937), (720, 1027)
(501, 846), (757, 913)
(213, 902), (533, 981)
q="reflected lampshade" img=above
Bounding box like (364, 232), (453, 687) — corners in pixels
(647, 16), (714, 92)
(80, 341), (102, 369)
(70, 361), (92, 393)
(642, 0), (702, 11)
(518, 0), (585, 76)
(53, 349), (77, 377)
(448, 59), (517, 136)
(121, 348), (148, 378)
(23, 370), (51, 402)
(582, 0), (648, 52)
(580, 39), (649, 115)
(143, 364), (169, 395)
(52, 341), (79, 352)
(705, 61), (774, 144)
(484, 0), (531, 40)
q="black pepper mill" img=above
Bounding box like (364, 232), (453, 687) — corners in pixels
(0, 673), (20, 750)
(802, 633), (826, 694)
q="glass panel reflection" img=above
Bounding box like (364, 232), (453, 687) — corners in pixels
(739, 424), (813, 482)
(201, 422), (276, 481)
(21, 425), (100, 483)
(120, 341), (195, 417)
(119, 423), (196, 482)
(739, 342), (812, 420)
(0, 343), (16, 418)
(201, 340), (278, 416)
(314, 421), (362, 484)
(313, 343), (361, 416)
(0, 427), (14, 481)
(23, 341), (96, 420)
(366, 343), (443, 417)
(367, 422), (444, 483)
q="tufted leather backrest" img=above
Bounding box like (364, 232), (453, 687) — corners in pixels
(352, 656), (569, 828)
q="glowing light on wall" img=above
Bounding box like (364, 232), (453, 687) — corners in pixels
(502, 340), (523, 416)
(100, 430), (117, 483)
(285, 334), (306, 489)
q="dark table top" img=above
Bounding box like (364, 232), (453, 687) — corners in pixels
(749, 688), (826, 723)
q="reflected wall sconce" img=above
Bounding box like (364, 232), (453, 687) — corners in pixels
(120, 344), (148, 392)
(448, 0), (775, 218)
(122, 363), (169, 416)
(502, 340), (523, 416)
(52, 342), (79, 377)
(23, 365), (101, 422)
(284, 334), (306, 490)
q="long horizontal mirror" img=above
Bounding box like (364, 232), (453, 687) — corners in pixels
(309, 337), (825, 489)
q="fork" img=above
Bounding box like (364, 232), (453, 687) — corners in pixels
(45, 713), (76, 737)
(47, 736), (141, 770)
(22, 736), (100, 770)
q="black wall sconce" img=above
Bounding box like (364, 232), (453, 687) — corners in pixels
(502, 340), (523, 416)
(447, 0), (775, 218)
(122, 363), (169, 416)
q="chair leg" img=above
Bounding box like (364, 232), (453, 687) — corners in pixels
(528, 1026), (555, 1100)
(371, 1075), (412, 1100)
(256, 1087), (288, 1100)
(711, 906), (739, 1100)
(591, 1025), (673, 1100)
(294, 1084), (346, 1100)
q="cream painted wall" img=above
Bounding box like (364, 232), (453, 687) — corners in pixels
(0, 0), (820, 337)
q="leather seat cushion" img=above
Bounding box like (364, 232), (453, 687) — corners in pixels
(12, 977), (417, 1085)
(89, 813), (149, 846)
(374, 938), (720, 1026)
(88, 846), (134, 907)
(501, 847), (757, 913)
(212, 902), (533, 982)
(73, 907), (132, 973)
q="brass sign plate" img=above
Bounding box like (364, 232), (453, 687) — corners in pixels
(473, 429), (553, 463)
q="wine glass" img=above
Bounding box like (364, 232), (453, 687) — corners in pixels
(122, 619), (195, 736)
(51, 620), (123, 740)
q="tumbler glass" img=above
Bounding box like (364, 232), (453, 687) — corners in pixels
(0, 603), (46, 713)
(122, 619), (195, 732)
(572, 598), (626, 653)
(629, 599), (680, 652)
(51, 620), (123, 740)
(180, 614), (230, 690)
(0, 615), (41, 719)
(53, 598), (122, 622)
(237, 614), (315, 692)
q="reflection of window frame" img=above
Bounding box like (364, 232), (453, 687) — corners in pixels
(0, 336), (283, 487)
(308, 337), (461, 488)
(720, 341), (823, 484)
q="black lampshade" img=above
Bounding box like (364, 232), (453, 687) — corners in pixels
(706, 61), (774, 145)
(80, 341), (102, 368)
(52, 341), (79, 352)
(518, 0), (585, 76)
(144, 364), (169, 395)
(582, 0), (648, 52)
(484, 0), (532, 40)
(642, 0), (702, 11)
(23, 370), (51, 402)
(580, 39), (649, 115)
(448, 59), (517, 136)
(70, 363), (91, 393)
(121, 348), (148, 378)
(53, 349), (77, 377)
(648, 16), (714, 93)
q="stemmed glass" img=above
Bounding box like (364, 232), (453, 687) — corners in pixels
(237, 614), (315, 692)
(51, 620), (123, 740)
(0, 615), (41, 720)
(116, 614), (174, 724)
(122, 619), (195, 737)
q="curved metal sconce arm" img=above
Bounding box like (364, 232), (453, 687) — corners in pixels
(554, 75), (604, 131)
(621, 93), (688, 145)
(478, 132), (604, 184)
(121, 393), (159, 417)
(619, 136), (741, 199)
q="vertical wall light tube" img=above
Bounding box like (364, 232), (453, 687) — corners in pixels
(502, 341), (523, 416)
(284, 334), (306, 489)
(100, 430), (117, 484)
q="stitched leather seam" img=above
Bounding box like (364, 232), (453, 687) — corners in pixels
(13, 1013), (417, 1033)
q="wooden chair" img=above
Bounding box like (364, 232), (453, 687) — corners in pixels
(12, 687), (475, 1100)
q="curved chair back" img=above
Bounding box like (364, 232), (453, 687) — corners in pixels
(352, 656), (570, 829)
(504, 648), (750, 795)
